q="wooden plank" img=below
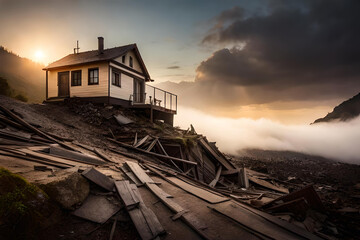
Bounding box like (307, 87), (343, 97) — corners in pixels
(125, 163), (210, 239)
(263, 185), (324, 211)
(72, 194), (120, 223)
(167, 176), (229, 204)
(145, 182), (211, 239)
(18, 148), (91, 167)
(133, 132), (138, 146)
(0, 128), (31, 139)
(115, 180), (140, 210)
(145, 182), (184, 213)
(0, 149), (71, 169)
(0, 131), (47, 145)
(130, 184), (165, 237)
(128, 207), (153, 240)
(73, 141), (95, 151)
(82, 167), (115, 192)
(199, 138), (235, 170)
(209, 166), (222, 188)
(146, 138), (158, 152)
(122, 183), (165, 240)
(94, 148), (113, 163)
(157, 140), (183, 173)
(231, 201), (322, 240)
(0, 137), (41, 146)
(49, 145), (105, 165)
(0, 104), (78, 151)
(109, 215), (117, 240)
(0, 115), (26, 130)
(248, 175), (289, 194)
(134, 135), (150, 148)
(125, 161), (154, 184)
(109, 138), (197, 166)
(145, 162), (225, 199)
(119, 165), (142, 186)
(209, 204), (321, 240)
(138, 204), (165, 237)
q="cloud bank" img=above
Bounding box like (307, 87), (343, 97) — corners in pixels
(157, 1), (360, 114)
(175, 106), (360, 164)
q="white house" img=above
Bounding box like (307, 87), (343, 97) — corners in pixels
(43, 37), (177, 125)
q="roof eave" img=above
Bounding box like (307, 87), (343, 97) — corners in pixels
(43, 59), (109, 71)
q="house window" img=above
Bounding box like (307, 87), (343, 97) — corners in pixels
(129, 56), (133, 68)
(122, 55), (125, 64)
(88, 68), (99, 85)
(112, 71), (121, 87)
(71, 70), (81, 86)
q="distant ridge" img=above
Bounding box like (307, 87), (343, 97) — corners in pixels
(0, 46), (44, 102)
(313, 92), (360, 124)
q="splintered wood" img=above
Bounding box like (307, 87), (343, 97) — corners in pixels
(124, 161), (211, 239)
(82, 167), (115, 192)
(166, 176), (229, 204)
(115, 179), (164, 240)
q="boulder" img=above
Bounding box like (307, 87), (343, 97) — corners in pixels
(37, 168), (90, 209)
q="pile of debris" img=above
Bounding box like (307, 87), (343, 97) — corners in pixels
(0, 101), (351, 239)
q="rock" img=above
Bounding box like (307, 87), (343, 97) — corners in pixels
(0, 167), (61, 239)
(37, 168), (90, 209)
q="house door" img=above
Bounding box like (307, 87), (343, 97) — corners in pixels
(58, 72), (69, 97)
(134, 79), (142, 103)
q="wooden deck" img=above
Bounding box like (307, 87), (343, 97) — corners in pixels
(131, 103), (177, 115)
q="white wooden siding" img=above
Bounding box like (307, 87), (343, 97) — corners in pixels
(47, 62), (109, 98)
(110, 66), (134, 100)
(113, 49), (143, 73)
(109, 62), (145, 80)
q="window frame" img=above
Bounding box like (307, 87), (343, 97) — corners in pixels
(122, 55), (126, 64)
(88, 68), (99, 85)
(71, 70), (82, 86)
(129, 56), (133, 68)
(111, 71), (121, 87)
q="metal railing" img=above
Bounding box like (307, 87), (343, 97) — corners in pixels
(146, 84), (177, 112)
(130, 84), (177, 112)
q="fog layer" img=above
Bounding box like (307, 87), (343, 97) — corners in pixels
(175, 106), (360, 163)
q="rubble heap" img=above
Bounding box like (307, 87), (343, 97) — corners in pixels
(0, 99), (358, 239)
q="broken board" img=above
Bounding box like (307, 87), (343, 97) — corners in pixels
(209, 203), (322, 240)
(115, 180), (140, 210)
(49, 145), (105, 165)
(125, 161), (154, 184)
(167, 176), (229, 204)
(72, 194), (120, 223)
(82, 167), (115, 192)
(248, 175), (289, 194)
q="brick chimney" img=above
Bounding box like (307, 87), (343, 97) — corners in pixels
(98, 37), (104, 54)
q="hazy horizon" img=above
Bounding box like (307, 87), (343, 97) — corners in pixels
(1, 0), (360, 160)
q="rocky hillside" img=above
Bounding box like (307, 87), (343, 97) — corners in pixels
(0, 46), (44, 102)
(313, 92), (360, 123)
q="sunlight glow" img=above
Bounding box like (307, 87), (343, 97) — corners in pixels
(34, 50), (45, 62)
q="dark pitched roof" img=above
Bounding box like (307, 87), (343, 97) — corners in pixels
(43, 44), (151, 80)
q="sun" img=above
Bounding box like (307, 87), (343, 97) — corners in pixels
(34, 50), (45, 62)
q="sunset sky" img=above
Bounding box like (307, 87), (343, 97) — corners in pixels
(1, 0), (359, 124)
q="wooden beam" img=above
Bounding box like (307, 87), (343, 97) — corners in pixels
(0, 104), (78, 151)
(209, 166), (222, 188)
(134, 135), (150, 148)
(108, 138), (197, 166)
(115, 180), (140, 210)
(199, 137), (235, 170)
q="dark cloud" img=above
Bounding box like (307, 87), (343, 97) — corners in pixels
(187, 0), (360, 108)
(167, 65), (180, 69)
(212, 6), (244, 29)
